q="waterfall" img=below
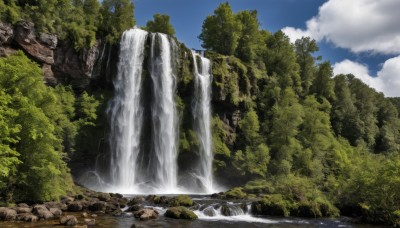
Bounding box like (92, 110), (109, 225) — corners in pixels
(149, 33), (178, 192)
(107, 29), (148, 193)
(191, 51), (214, 193)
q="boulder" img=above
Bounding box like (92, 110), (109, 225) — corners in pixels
(45, 201), (67, 211)
(0, 22), (13, 45)
(169, 195), (193, 207)
(165, 207), (198, 220)
(32, 205), (54, 219)
(88, 201), (106, 212)
(128, 197), (144, 206)
(16, 207), (32, 214)
(133, 208), (158, 221)
(84, 218), (96, 226)
(68, 201), (83, 212)
(49, 208), (62, 218)
(202, 206), (216, 217)
(97, 193), (111, 202)
(221, 205), (231, 216)
(126, 204), (142, 212)
(0, 207), (17, 220)
(17, 203), (30, 208)
(60, 215), (78, 226)
(16, 213), (38, 222)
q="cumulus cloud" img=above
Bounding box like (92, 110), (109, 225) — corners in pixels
(333, 56), (400, 97)
(282, 0), (400, 54)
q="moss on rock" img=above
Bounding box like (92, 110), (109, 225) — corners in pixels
(165, 206), (198, 220)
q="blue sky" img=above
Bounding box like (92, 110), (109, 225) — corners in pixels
(134, 0), (400, 97)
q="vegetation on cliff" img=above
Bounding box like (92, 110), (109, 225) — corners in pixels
(198, 3), (400, 226)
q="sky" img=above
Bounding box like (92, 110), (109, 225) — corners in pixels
(134, 0), (400, 97)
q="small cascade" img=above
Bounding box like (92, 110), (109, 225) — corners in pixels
(149, 33), (178, 192)
(107, 29), (148, 193)
(191, 51), (214, 193)
(194, 202), (276, 223)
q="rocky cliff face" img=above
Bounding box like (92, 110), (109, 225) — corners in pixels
(0, 21), (114, 89)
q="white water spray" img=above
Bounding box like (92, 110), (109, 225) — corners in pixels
(191, 51), (214, 193)
(149, 33), (178, 192)
(107, 29), (148, 193)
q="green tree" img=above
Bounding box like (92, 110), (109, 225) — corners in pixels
(144, 14), (176, 36)
(0, 52), (73, 201)
(311, 61), (335, 101)
(269, 88), (304, 175)
(263, 31), (302, 94)
(294, 37), (318, 95)
(199, 2), (241, 55)
(235, 10), (263, 62)
(100, 0), (135, 43)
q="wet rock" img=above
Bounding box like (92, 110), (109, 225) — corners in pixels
(126, 204), (142, 212)
(128, 197), (144, 206)
(203, 206), (216, 217)
(169, 195), (193, 207)
(91, 214), (98, 218)
(16, 207), (32, 214)
(84, 218), (96, 226)
(97, 193), (111, 202)
(0, 22), (13, 45)
(0, 207), (17, 220)
(110, 193), (123, 199)
(68, 201), (83, 212)
(221, 205), (231, 216)
(88, 201), (106, 212)
(32, 205), (54, 219)
(45, 201), (67, 211)
(165, 206), (198, 220)
(112, 208), (123, 216)
(16, 213), (38, 222)
(49, 208), (62, 218)
(133, 208), (158, 220)
(60, 215), (78, 226)
(119, 198), (128, 208)
(240, 203), (248, 214)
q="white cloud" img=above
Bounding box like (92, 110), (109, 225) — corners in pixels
(333, 56), (400, 97)
(282, 0), (400, 54)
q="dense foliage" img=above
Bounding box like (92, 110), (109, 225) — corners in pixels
(0, 0), (135, 49)
(144, 14), (176, 36)
(199, 2), (400, 226)
(0, 52), (99, 202)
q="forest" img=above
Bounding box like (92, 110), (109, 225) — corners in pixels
(0, 0), (400, 226)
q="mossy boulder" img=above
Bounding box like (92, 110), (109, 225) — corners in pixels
(165, 206), (198, 220)
(225, 187), (247, 199)
(251, 194), (291, 217)
(169, 195), (193, 207)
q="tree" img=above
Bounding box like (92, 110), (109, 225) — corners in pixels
(100, 0), (135, 43)
(235, 10), (263, 62)
(199, 2), (241, 55)
(294, 37), (318, 95)
(263, 31), (302, 94)
(0, 52), (73, 201)
(269, 88), (304, 175)
(311, 61), (335, 101)
(145, 14), (176, 36)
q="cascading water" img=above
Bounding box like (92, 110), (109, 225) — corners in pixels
(191, 51), (214, 193)
(149, 33), (178, 192)
(107, 28), (148, 193)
